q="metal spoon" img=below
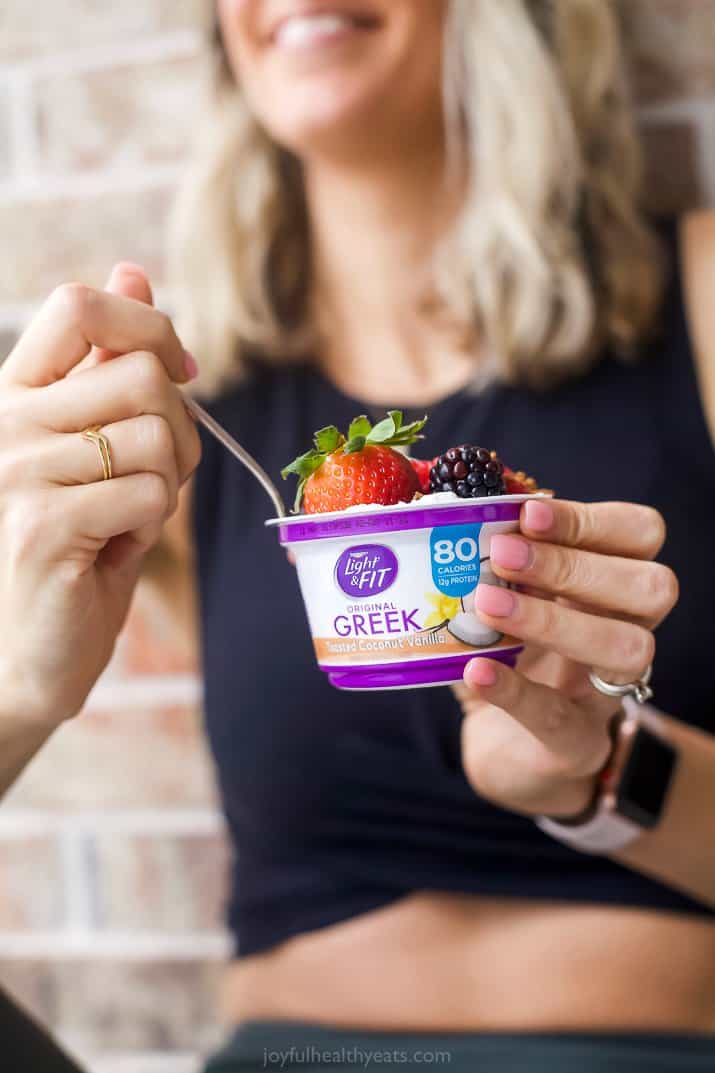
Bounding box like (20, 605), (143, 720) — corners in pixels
(184, 396), (287, 519)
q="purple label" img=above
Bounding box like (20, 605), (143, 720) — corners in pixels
(335, 544), (398, 598)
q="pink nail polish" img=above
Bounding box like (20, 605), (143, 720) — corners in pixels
(184, 351), (199, 380)
(465, 659), (498, 687)
(490, 534), (532, 571)
(474, 583), (517, 618)
(524, 499), (554, 533)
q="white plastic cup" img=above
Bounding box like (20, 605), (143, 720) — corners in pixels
(267, 493), (543, 691)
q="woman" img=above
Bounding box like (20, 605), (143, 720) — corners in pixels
(0, 1), (714, 1071)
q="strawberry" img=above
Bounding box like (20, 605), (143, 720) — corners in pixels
(281, 411), (427, 514)
(410, 457), (435, 495)
(303, 446), (421, 515)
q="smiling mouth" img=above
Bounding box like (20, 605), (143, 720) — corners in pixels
(272, 10), (381, 51)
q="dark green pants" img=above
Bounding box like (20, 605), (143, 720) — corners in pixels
(204, 1021), (715, 1073)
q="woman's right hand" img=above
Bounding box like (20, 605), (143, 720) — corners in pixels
(0, 276), (201, 727)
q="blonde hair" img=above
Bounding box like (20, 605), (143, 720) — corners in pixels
(169, 0), (664, 398)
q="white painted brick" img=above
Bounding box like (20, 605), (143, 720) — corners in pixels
(0, 932), (230, 959)
(0, 3), (209, 64)
(31, 54), (204, 176)
(2, 31), (203, 79)
(0, 182), (175, 303)
(0, 811), (224, 837)
(87, 674), (203, 711)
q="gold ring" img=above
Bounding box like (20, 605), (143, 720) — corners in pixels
(81, 426), (113, 481)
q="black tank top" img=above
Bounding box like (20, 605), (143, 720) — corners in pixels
(193, 224), (715, 956)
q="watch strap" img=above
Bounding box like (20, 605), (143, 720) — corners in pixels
(535, 809), (643, 854)
(535, 701), (669, 855)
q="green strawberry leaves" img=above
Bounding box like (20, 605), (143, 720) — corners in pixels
(279, 448), (326, 512)
(344, 411), (427, 453)
(280, 450), (321, 480)
(280, 426), (346, 509)
(313, 425), (343, 454)
(343, 436), (367, 455)
(366, 410), (402, 444)
(367, 410), (428, 447)
(348, 415), (372, 440)
(281, 410), (428, 511)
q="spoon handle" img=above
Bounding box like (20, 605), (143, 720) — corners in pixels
(184, 396), (287, 519)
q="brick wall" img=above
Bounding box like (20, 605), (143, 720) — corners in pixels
(0, 2), (714, 1071)
(0, 5), (231, 1072)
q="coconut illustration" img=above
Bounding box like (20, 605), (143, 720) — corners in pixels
(447, 559), (504, 648)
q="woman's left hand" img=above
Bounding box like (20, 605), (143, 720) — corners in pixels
(457, 499), (680, 819)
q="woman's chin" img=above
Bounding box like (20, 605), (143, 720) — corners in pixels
(251, 67), (398, 158)
(268, 103), (387, 161)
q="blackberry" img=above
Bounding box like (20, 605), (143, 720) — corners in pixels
(430, 445), (507, 498)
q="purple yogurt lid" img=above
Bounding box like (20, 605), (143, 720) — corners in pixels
(266, 492), (544, 545)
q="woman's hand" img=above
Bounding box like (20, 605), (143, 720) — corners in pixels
(458, 499), (679, 818)
(0, 271), (201, 728)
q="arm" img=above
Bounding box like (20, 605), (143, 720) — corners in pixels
(0, 264), (199, 799)
(0, 712), (56, 802)
(460, 213), (715, 907)
(460, 498), (715, 909)
(615, 714), (715, 906)
(0, 482), (195, 802)
(613, 212), (715, 902)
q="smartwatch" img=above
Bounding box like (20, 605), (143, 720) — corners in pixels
(536, 700), (679, 854)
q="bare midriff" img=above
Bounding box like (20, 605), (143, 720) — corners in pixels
(223, 892), (715, 1032)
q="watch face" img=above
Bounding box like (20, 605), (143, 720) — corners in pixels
(616, 727), (678, 829)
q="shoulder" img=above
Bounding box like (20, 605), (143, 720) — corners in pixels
(681, 210), (715, 447)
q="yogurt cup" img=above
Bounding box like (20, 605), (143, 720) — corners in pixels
(267, 492), (546, 691)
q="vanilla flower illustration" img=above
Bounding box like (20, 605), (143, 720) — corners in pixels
(423, 592), (462, 629)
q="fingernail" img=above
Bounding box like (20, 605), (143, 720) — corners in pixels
(465, 659), (498, 687)
(184, 351), (199, 380)
(474, 583), (517, 618)
(524, 499), (554, 533)
(490, 534), (533, 571)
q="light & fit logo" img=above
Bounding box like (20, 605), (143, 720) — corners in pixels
(334, 544), (398, 598)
